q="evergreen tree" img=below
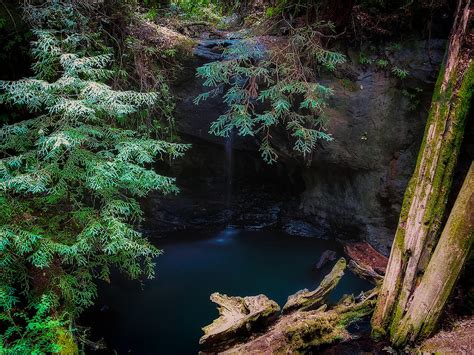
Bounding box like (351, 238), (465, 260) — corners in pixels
(0, 1), (188, 352)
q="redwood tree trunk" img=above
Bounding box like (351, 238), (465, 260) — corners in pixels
(391, 163), (473, 346)
(371, 0), (473, 344)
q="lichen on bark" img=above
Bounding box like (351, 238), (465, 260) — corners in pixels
(391, 162), (473, 346)
(371, 0), (473, 346)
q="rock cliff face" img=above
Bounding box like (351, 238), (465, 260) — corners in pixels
(292, 41), (446, 254)
(143, 37), (446, 255)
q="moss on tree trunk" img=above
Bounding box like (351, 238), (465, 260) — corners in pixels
(391, 163), (473, 346)
(371, 0), (473, 344)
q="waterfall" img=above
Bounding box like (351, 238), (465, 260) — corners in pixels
(225, 131), (234, 209)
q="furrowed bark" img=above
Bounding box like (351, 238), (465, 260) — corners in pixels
(391, 163), (473, 346)
(371, 0), (473, 341)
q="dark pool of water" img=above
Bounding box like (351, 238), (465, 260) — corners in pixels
(83, 228), (372, 355)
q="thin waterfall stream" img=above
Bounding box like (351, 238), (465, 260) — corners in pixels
(225, 132), (233, 209)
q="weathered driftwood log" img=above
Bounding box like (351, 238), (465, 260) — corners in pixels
(372, 0), (473, 343)
(283, 258), (346, 314)
(343, 242), (388, 275)
(201, 258), (379, 353)
(223, 289), (379, 354)
(199, 293), (280, 351)
(391, 163), (473, 346)
(348, 259), (383, 285)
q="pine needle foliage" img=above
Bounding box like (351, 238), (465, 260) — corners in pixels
(195, 23), (344, 163)
(0, 1), (188, 352)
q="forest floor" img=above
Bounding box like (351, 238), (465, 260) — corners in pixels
(417, 317), (474, 354)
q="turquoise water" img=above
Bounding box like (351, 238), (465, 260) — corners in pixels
(85, 228), (372, 354)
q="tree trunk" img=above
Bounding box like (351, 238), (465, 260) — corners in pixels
(371, 0), (473, 344)
(391, 163), (473, 346)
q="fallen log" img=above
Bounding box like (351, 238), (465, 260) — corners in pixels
(343, 242), (388, 275)
(223, 289), (379, 354)
(199, 293), (280, 352)
(201, 257), (380, 353)
(283, 258), (346, 314)
(348, 259), (383, 285)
